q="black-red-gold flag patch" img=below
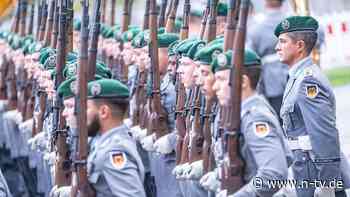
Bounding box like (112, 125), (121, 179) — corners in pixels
(253, 122), (270, 138)
(110, 151), (126, 170)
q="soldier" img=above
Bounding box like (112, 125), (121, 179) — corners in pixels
(51, 78), (146, 197)
(247, 0), (288, 118)
(275, 15), (350, 197)
(202, 49), (291, 196)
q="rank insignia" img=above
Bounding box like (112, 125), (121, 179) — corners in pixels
(110, 151), (126, 170)
(304, 68), (313, 77)
(253, 122), (270, 138)
(306, 84), (318, 98)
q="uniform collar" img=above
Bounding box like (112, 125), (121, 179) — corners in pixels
(96, 124), (128, 147)
(288, 56), (313, 79)
(241, 93), (259, 111)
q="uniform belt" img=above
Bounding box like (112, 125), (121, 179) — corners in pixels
(261, 53), (280, 64)
(287, 135), (312, 151)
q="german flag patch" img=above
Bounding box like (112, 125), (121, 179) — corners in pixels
(253, 122), (270, 138)
(306, 84), (318, 99)
(110, 151), (126, 170)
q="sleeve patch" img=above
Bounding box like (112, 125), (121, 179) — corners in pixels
(253, 122), (270, 138)
(110, 151), (127, 170)
(306, 84), (319, 98)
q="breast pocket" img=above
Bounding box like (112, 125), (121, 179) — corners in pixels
(281, 104), (303, 132)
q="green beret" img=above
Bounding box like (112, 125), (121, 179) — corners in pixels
(158, 33), (179, 48)
(131, 31), (146, 48)
(274, 16), (319, 37)
(122, 27), (141, 42)
(58, 75), (103, 99)
(175, 38), (198, 56)
(168, 40), (180, 56)
(211, 49), (261, 73)
(207, 36), (224, 46)
(43, 51), (78, 70)
(10, 34), (22, 50)
(73, 19), (81, 31)
(174, 18), (183, 33)
(185, 40), (206, 59)
(190, 9), (202, 18)
(87, 79), (129, 99)
(63, 60), (112, 79)
(194, 43), (223, 65)
(39, 48), (56, 65)
(217, 3), (228, 17)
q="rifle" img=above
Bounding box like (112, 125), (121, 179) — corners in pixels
(27, 0), (35, 35)
(179, 0), (190, 40)
(202, 99), (215, 173)
(165, 0), (179, 33)
(223, 0), (240, 51)
(0, 53), (8, 100)
(19, 0), (28, 37)
(158, 0), (168, 28)
(109, 0), (116, 26)
(221, 0), (249, 194)
(205, 0), (218, 42)
(131, 0), (150, 127)
(51, 0), (60, 49)
(66, 0), (74, 53)
(38, 1), (48, 41)
(147, 0), (169, 139)
(118, 0), (132, 84)
(142, 0), (150, 30)
(71, 0), (95, 196)
(174, 5), (190, 163)
(101, 0), (106, 24)
(199, 0), (210, 40)
(35, 0), (43, 40)
(87, 0), (101, 81)
(11, 0), (21, 33)
(44, 0), (56, 47)
(53, 0), (71, 187)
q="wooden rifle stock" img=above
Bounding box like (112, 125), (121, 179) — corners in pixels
(51, 1), (60, 49)
(11, 0), (21, 33)
(158, 0), (168, 28)
(0, 54), (8, 100)
(19, 0), (28, 37)
(223, 0), (240, 51)
(88, 0), (102, 81)
(205, 0), (218, 42)
(165, 0), (179, 33)
(221, 0), (249, 194)
(54, 0), (70, 187)
(27, 0), (35, 35)
(148, 0), (169, 139)
(202, 99), (214, 173)
(71, 0), (95, 196)
(66, 0), (74, 53)
(179, 0), (190, 40)
(39, 1), (48, 41)
(142, 0), (151, 30)
(44, 0), (56, 47)
(119, 0), (131, 84)
(5, 58), (17, 110)
(199, 0), (210, 40)
(110, 0), (116, 26)
(35, 0), (43, 40)
(174, 73), (186, 164)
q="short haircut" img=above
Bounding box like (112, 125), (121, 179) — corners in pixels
(242, 65), (261, 90)
(93, 98), (129, 117)
(287, 31), (318, 55)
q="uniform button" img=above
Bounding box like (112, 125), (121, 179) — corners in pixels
(302, 157), (306, 161)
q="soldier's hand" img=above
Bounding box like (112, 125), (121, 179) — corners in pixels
(172, 163), (189, 179)
(130, 126), (147, 141)
(27, 132), (47, 151)
(200, 170), (220, 192)
(186, 160), (204, 180)
(314, 187), (335, 197)
(50, 185), (71, 197)
(154, 134), (173, 154)
(141, 134), (156, 151)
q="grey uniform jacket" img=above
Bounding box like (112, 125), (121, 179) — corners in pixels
(87, 124), (146, 197)
(280, 57), (349, 185)
(233, 94), (291, 197)
(247, 10), (288, 98)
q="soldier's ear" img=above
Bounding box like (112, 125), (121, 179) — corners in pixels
(296, 40), (306, 53)
(242, 74), (250, 90)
